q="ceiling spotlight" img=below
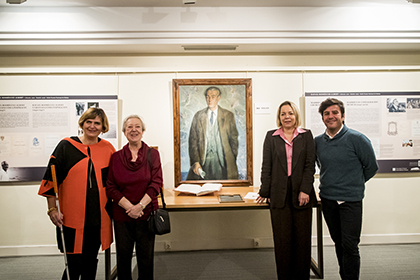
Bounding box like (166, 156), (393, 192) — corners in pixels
(7, 0), (27, 4)
(183, 0), (196, 5)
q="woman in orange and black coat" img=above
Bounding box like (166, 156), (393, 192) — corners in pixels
(39, 107), (115, 280)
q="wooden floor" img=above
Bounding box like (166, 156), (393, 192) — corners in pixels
(1, 244), (420, 279)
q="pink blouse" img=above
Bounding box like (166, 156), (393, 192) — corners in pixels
(272, 127), (306, 177)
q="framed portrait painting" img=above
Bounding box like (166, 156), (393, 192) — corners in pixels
(173, 78), (253, 187)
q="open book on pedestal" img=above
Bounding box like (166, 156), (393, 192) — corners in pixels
(174, 183), (223, 196)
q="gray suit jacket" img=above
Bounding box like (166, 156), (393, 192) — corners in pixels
(188, 105), (239, 179)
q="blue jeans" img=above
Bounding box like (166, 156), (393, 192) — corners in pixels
(321, 198), (363, 280)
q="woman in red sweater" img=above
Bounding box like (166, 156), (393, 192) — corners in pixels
(106, 115), (163, 280)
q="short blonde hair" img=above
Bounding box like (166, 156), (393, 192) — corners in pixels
(122, 115), (146, 133)
(276, 101), (301, 128)
(78, 107), (109, 133)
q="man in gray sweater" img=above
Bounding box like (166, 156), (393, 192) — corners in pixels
(315, 98), (378, 280)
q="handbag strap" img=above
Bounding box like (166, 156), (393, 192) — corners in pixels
(147, 147), (166, 210)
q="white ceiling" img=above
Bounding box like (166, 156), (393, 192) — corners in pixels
(1, 0), (419, 55)
(0, 0), (412, 8)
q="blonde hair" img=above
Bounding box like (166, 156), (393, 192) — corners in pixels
(78, 107), (109, 133)
(122, 115), (146, 132)
(276, 101), (301, 128)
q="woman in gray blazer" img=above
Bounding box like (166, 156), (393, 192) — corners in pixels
(256, 101), (316, 280)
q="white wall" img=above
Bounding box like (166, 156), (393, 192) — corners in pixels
(0, 54), (419, 257)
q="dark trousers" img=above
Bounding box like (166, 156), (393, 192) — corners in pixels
(321, 197), (363, 280)
(114, 219), (155, 280)
(270, 179), (313, 280)
(61, 225), (101, 280)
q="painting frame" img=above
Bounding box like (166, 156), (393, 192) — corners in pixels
(173, 78), (253, 187)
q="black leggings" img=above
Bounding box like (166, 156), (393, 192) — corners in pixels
(61, 225), (101, 280)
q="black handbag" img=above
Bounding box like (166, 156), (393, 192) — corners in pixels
(146, 147), (171, 235)
(148, 189), (171, 235)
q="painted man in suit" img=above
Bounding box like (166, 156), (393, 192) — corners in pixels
(187, 86), (239, 180)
